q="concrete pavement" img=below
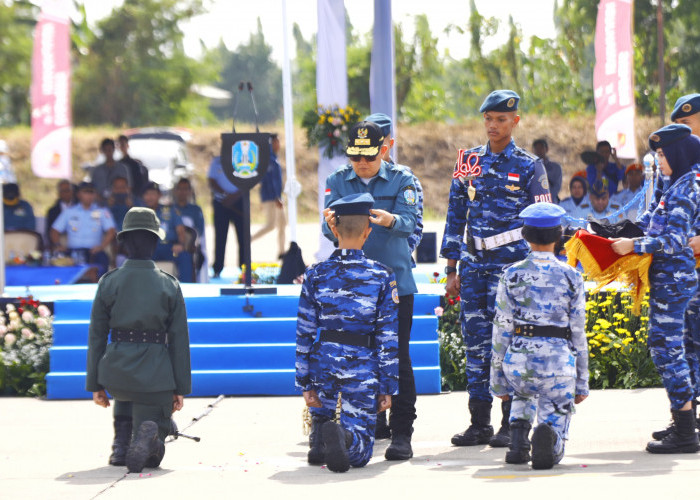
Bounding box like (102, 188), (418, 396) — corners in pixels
(2, 388), (699, 499)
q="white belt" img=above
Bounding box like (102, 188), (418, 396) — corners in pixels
(469, 228), (523, 251)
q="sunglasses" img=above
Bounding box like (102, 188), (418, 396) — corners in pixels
(348, 154), (378, 163)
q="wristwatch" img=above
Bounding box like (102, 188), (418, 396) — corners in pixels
(444, 265), (457, 275)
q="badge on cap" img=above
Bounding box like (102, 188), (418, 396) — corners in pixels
(650, 134), (660, 143)
(507, 98), (515, 108)
(683, 103), (693, 113)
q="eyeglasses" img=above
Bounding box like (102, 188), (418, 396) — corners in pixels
(348, 154), (378, 163)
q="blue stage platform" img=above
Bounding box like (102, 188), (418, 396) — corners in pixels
(9, 282), (443, 399)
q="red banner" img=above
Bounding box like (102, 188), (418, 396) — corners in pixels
(30, 0), (71, 179)
(593, 0), (636, 159)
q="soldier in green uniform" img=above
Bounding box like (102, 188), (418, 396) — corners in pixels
(86, 207), (192, 473)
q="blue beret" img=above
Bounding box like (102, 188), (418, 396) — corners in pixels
(648, 123), (692, 151)
(364, 113), (392, 137)
(589, 179), (609, 198)
(671, 94), (700, 121)
(519, 202), (565, 228)
(330, 193), (375, 216)
(479, 90), (520, 113)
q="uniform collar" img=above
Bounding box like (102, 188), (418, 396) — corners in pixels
(529, 250), (558, 260)
(479, 139), (516, 159)
(344, 160), (390, 182)
(331, 248), (365, 259)
(122, 259), (157, 269)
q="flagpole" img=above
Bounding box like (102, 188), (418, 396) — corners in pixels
(657, 0), (665, 124)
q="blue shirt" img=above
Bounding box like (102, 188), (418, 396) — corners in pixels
(260, 151), (283, 202)
(392, 162), (424, 257)
(586, 162), (625, 196)
(559, 195), (592, 228)
(323, 161), (419, 296)
(155, 204), (183, 250)
(174, 202), (205, 237)
(52, 203), (115, 249)
(4, 200), (35, 231)
(207, 156), (240, 202)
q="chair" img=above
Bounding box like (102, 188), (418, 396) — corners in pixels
(4, 230), (44, 262)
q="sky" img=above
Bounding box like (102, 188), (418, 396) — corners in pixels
(77, 0), (558, 63)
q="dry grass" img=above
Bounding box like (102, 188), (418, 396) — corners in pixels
(0, 115), (663, 223)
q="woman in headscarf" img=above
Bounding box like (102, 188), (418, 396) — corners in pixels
(558, 175), (591, 229)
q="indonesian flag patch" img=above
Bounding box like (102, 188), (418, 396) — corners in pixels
(324, 188), (331, 196)
(659, 200), (665, 209)
(507, 173), (520, 182)
(696, 173), (700, 182)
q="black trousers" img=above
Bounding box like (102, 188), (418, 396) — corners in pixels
(212, 198), (247, 273)
(389, 293), (417, 436)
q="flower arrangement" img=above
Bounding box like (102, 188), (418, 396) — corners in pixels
(236, 262), (282, 285)
(301, 105), (361, 159)
(0, 297), (54, 396)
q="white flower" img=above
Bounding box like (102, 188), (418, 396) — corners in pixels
(9, 311), (19, 321)
(9, 319), (20, 330)
(6, 303), (15, 312)
(434, 306), (444, 317)
(333, 129), (341, 138)
(331, 117), (342, 126)
(4, 333), (16, 346)
(21, 311), (34, 323)
(0, 324), (5, 337)
(36, 318), (48, 329)
(37, 305), (51, 318)
(21, 328), (34, 340)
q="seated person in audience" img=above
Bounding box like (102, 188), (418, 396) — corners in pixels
(3, 183), (36, 231)
(46, 179), (77, 246)
(587, 179), (623, 224)
(91, 138), (131, 205)
(107, 176), (136, 232)
(173, 177), (205, 279)
(559, 176), (591, 229)
(141, 182), (195, 282)
(611, 163), (644, 222)
(50, 181), (116, 278)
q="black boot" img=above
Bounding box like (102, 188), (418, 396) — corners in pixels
(322, 421), (352, 472)
(144, 440), (166, 468)
(489, 399), (511, 448)
(652, 401), (699, 439)
(385, 433), (413, 460)
(505, 419), (531, 464)
(126, 421), (160, 473)
(531, 423), (562, 470)
(451, 399), (494, 446)
(647, 408), (700, 454)
(307, 416), (329, 465)
(108, 416), (132, 466)
(375, 411), (391, 440)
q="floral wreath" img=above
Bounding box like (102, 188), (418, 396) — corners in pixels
(301, 105), (361, 159)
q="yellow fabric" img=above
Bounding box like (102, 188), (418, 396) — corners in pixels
(565, 235), (652, 315)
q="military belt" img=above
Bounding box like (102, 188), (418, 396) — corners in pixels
(472, 228), (523, 251)
(514, 324), (571, 340)
(319, 331), (375, 348)
(110, 329), (168, 345)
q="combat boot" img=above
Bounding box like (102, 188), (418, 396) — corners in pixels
(651, 400), (698, 440)
(374, 411), (391, 440)
(144, 439), (166, 468)
(126, 421), (160, 473)
(647, 409), (700, 454)
(505, 419), (531, 464)
(385, 433), (413, 460)
(307, 415), (329, 465)
(489, 399), (511, 448)
(322, 421), (352, 473)
(451, 399), (494, 446)
(108, 416), (132, 466)
(531, 423), (563, 470)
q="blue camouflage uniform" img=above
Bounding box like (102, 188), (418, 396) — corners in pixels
(295, 248), (399, 467)
(152, 204), (195, 283)
(490, 250), (588, 458)
(4, 200), (36, 231)
(636, 140), (699, 410)
(441, 139), (551, 402)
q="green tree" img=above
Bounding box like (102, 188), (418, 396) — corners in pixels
(72, 0), (212, 126)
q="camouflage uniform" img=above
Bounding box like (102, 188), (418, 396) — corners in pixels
(636, 171), (700, 410)
(295, 249), (399, 467)
(490, 251), (588, 459)
(440, 139), (551, 403)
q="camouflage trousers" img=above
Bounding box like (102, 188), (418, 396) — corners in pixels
(684, 269), (700, 398)
(307, 347), (380, 467)
(649, 280), (697, 410)
(460, 265), (503, 402)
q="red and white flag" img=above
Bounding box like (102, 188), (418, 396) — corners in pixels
(593, 0), (636, 159)
(30, 0), (71, 179)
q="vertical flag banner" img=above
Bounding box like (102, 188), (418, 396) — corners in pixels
(370, 0), (397, 159)
(31, 0), (72, 179)
(593, 0), (636, 159)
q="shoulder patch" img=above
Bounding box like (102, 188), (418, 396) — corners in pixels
(391, 286), (400, 304)
(403, 186), (417, 206)
(538, 174), (549, 191)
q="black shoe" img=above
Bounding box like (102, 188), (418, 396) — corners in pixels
(505, 419), (531, 464)
(375, 412), (391, 440)
(144, 440), (165, 468)
(126, 421), (160, 473)
(452, 399), (493, 446)
(108, 416), (132, 466)
(489, 400), (511, 448)
(651, 420), (675, 441)
(322, 421), (351, 472)
(385, 434), (413, 461)
(647, 409), (700, 454)
(531, 424), (557, 470)
(307, 416), (329, 465)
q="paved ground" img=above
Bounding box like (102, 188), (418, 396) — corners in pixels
(3, 388), (700, 499)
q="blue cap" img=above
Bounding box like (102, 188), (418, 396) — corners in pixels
(346, 121), (385, 157)
(519, 202), (565, 228)
(671, 94), (700, 121)
(648, 123), (692, 151)
(589, 179), (609, 198)
(479, 90), (520, 113)
(365, 113), (392, 137)
(330, 193), (375, 216)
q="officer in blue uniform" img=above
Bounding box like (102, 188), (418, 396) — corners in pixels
(441, 90), (551, 448)
(297, 193), (399, 472)
(612, 124), (700, 454)
(322, 121), (418, 460)
(3, 183), (36, 231)
(559, 176), (591, 229)
(491, 202), (588, 469)
(364, 112), (424, 440)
